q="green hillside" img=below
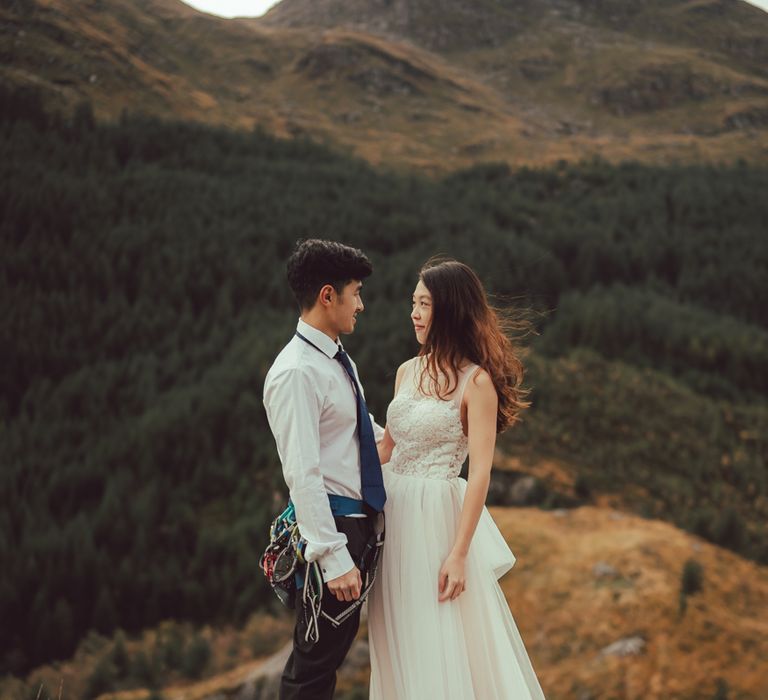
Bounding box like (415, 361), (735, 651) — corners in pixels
(1, 86), (767, 678)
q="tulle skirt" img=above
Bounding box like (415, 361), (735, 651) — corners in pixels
(368, 470), (545, 699)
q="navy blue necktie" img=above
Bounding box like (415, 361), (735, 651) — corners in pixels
(334, 348), (387, 513)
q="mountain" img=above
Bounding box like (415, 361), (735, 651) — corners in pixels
(262, 0), (768, 148)
(262, 0), (768, 71)
(1, 0), (767, 169)
(261, 0), (542, 53)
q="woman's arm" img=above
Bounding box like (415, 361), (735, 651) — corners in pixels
(376, 359), (410, 465)
(438, 368), (498, 602)
(377, 426), (395, 465)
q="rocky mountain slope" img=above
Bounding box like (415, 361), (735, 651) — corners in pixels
(2, 0), (767, 169)
(14, 506), (767, 700)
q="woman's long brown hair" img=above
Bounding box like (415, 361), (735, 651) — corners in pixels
(417, 259), (530, 433)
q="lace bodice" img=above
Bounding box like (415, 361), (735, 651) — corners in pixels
(385, 357), (480, 480)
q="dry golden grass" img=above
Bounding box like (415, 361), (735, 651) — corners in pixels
(12, 506), (766, 700)
(95, 657), (271, 700)
(494, 506), (768, 700)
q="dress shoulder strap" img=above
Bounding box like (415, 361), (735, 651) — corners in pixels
(453, 363), (481, 409)
(396, 356), (422, 397)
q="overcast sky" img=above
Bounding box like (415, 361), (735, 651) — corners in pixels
(182, 0), (278, 16)
(181, 0), (768, 18)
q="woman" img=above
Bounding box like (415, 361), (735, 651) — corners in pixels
(368, 259), (545, 699)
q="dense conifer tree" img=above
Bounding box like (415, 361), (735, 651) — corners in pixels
(1, 85), (766, 673)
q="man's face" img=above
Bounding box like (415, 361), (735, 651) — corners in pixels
(332, 279), (364, 335)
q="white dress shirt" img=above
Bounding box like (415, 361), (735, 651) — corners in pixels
(263, 318), (384, 581)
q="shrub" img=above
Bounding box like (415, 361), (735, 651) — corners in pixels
(156, 622), (184, 671)
(681, 559), (704, 597)
(181, 634), (211, 679)
(110, 630), (129, 677)
(712, 678), (729, 700)
(574, 473), (592, 500)
(128, 649), (157, 688)
(678, 558), (704, 617)
(81, 654), (116, 699)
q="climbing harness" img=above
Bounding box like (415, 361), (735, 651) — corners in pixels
(260, 498), (385, 645)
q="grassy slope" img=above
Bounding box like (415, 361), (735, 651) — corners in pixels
(494, 506), (768, 700)
(0, 0), (766, 171)
(501, 350), (768, 562)
(11, 507), (767, 700)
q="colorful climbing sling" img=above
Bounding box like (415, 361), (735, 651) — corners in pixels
(259, 495), (385, 645)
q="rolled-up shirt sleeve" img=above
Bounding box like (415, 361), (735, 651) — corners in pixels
(264, 367), (354, 581)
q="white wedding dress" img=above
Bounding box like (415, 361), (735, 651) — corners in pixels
(368, 357), (545, 699)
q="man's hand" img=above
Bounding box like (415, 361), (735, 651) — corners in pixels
(326, 566), (362, 602)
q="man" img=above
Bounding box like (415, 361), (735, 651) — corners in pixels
(263, 238), (386, 699)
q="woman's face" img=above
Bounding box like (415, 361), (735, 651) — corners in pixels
(411, 279), (433, 345)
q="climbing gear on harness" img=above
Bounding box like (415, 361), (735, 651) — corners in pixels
(259, 496), (385, 646)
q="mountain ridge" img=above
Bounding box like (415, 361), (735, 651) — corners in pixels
(262, 0), (768, 76)
(2, 0), (767, 169)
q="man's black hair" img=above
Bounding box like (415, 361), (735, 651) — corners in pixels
(287, 239), (373, 310)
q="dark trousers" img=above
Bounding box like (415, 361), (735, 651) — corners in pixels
(279, 515), (374, 700)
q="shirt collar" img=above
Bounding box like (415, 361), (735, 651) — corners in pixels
(296, 318), (340, 359)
